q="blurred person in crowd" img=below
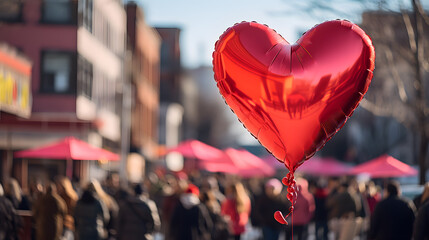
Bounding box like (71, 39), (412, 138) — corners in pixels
(365, 181), (381, 215)
(56, 176), (78, 240)
(103, 173), (121, 200)
(311, 179), (329, 240)
(368, 180), (416, 240)
(5, 178), (31, 210)
(254, 178), (288, 240)
(161, 173), (188, 239)
(74, 183), (110, 240)
(28, 179), (45, 204)
(291, 177), (315, 240)
(0, 183), (21, 240)
(326, 181), (362, 240)
(325, 177), (340, 220)
(117, 184), (160, 240)
(90, 179), (119, 239)
(413, 182), (429, 210)
(221, 181), (251, 240)
(201, 176), (225, 204)
(200, 188), (230, 240)
(33, 183), (67, 240)
(247, 177), (264, 234)
(28, 180), (44, 240)
(413, 182), (429, 240)
(170, 184), (212, 240)
(353, 180), (371, 239)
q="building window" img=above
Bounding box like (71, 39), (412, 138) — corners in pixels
(42, 0), (77, 24)
(160, 42), (171, 72)
(78, 0), (92, 32)
(78, 55), (93, 99)
(0, 0), (22, 22)
(40, 51), (76, 94)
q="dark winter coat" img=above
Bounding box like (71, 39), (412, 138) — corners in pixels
(254, 193), (289, 230)
(0, 196), (20, 240)
(414, 200), (429, 240)
(33, 192), (67, 240)
(74, 192), (109, 240)
(117, 195), (160, 240)
(368, 196), (416, 240)
(169, 194), (212, 240)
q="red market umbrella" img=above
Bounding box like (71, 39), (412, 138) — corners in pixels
(349, 154), (417, 178)
(166, 140), (224, 161)
(297, 156), (352, 176)
(14, 137), (119, 178)
(224, 148), (276, 178)
(198, 159), (239, 174)
(14, 137), (120, 161)
(262, 155), (288, 169)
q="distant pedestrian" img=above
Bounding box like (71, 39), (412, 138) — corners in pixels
(90, 180), (119, 239)
(413, 182), (429, 240)
(326, 181), (362, 240)
(117, 184), (160, 240)
(292, 178), (315, 240)
(311, 180), (329, 240)
(200, 189), (230, 240)
(221, 182), (251, 240)
(74, 184), (110, 240)
(365, 181), (381, 215)
(5, 178), (31, 210)
(56, 176), (78, 240)
(33, 183), (67, 240)
(368, 180), (416, 240)
(254, 178), (288, 240)
(162, 174), (188, 239)
(201, 176), (225, 204)
(413, 183), (429, 210)
(170, 184), (213, 240)
(0, 183), (20, 240)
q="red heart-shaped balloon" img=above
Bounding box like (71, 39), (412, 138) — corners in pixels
(213, 20), (375, 172)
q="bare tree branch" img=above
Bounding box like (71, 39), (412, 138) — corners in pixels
(384, 48), (409, 104)
(402, 11), (417, 52)
(360, 98), (413, 129)
(414, 0), (429, 25)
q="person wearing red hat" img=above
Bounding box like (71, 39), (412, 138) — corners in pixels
(169, 184), (213, 240)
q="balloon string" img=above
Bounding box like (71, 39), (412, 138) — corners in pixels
(292, 204), (294, 240)
(274, 171), (297, 227)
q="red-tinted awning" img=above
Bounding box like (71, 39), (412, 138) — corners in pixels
(166, 139), (224, 161)
(297, 156), (352, 176)
(349, 154), (417, 178)
(224, 148), (275, 178)
(14, 137), (119, 161)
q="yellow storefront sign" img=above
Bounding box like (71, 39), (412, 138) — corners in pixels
(0, 65), (32, 118)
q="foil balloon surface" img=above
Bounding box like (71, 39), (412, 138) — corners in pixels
(213, 20), (375, 172)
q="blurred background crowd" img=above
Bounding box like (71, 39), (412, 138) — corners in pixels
(1, 170), (429, 240)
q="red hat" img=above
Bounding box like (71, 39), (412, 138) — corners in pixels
(186, 184), (200, 196)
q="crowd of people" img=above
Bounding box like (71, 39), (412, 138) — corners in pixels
(0, 171), (429, 240)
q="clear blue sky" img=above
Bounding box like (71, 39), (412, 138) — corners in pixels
(136, 0), (365, 68)
(134, 0), (422, 68)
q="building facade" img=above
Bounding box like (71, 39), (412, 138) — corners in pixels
(0, 0), (126, 187)
(125, 3), (161, 181)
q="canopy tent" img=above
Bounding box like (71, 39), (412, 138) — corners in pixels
(261, 154), (286, 169)
(297, 156), (352, 176)
(224, 148), (275, 178)
(166, 139), (224, 161)
(14, 137), (119, 161)
(14, 136), (119, 177)
(167, 140), (275, 177)
(349, 154), (417, 178)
